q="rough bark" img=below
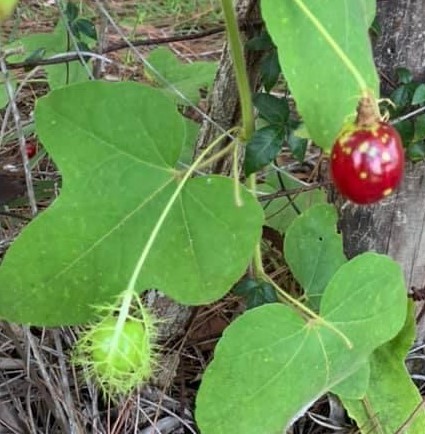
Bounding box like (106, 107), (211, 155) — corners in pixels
(374, 0), (425, 91)
(340, 0), (425, 340)
(194, 0), (263, 173)
(339, 161), (425, 287)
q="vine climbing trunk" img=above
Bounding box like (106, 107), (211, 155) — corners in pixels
(147, 0), (263, 342)
(194, 0), (262, 173)
(338, 0), (425, 340)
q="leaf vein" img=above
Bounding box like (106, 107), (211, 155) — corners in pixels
(46, 178), (175, 284)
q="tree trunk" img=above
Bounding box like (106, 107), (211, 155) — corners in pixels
(339, 0), (425, 340)
(194, 0), (263, 173)
(373, 0), (425, 90)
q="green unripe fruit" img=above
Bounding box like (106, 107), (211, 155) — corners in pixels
(73, 298), (158, 398)
(0, 0), (18, 21)
(90, 317), (147, 375)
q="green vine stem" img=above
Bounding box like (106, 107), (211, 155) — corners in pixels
(232, 140), (243, 207)
(221, 0), (264, 276)
(249, 175), (265, 274)
(110, 129), (241, 353)
(186, 127), (239, 173)
(220, 0), (255, 141)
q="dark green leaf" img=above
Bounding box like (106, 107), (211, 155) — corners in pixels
(253, 93), (289, 125)
(244, 125), (284, 176)
(234, 278), (278, 309)
(287, 130), (307, 162)
(412, 83), (425, 105)
(70, 22), (80, 38)
(390, 83), (415, 109)
(75, 18), (97, 41)
(76, 41), (90, 52)
(396, 67), (412, 84)
(24, 47), (47, 63)
(369, 17), (381, 37)
(394, 119), (415, 145)
(245, 31), (274, 51)
(391, 85), (409, 107)
(406, 141), (425, 162)
(414, 114), (425, 141)
(260, 50), (281, 92)
(233, 278), (258, 296)
(65, 1), (79, 23)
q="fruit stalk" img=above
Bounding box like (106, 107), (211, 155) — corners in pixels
(355, 93), (381, 127)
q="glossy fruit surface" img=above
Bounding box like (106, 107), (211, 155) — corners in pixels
(330, 122), (404, 204)
(90, 317), (147, 375)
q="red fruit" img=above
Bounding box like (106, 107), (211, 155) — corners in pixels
(25, 143), (36, 159)
(330, 122), (404, 205)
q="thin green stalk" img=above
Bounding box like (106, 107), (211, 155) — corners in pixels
(189, 127), (239, 172)
(220, 0), (255, 140)
(221, 0), (263, 276)
(249, 174), (264, 274)
(232, 140), (243, 207)
(264, 275), (353, 349)
(111, 129), (238, 352)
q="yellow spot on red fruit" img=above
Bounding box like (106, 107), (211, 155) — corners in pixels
(381, 133), (390, 144)
(359, 172), (368, 180)
(383, 188), (393, 197)
(358, 142), (369, 153)
(343, 147), (352, 155)
(382, 151), (391, 162)
(339, 136), (349, 146)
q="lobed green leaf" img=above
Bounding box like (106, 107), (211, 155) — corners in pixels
(0, 82), (263, 325)
(196, 253), (407, 434)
